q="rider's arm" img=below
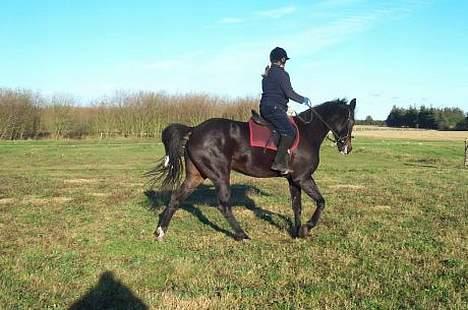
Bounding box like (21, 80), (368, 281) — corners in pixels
(279, 71), (305, 104)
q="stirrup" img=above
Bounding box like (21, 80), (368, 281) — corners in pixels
(272, 168), (293, 175)
(271, 164), (293, 175)
(280, 168), (294, 175)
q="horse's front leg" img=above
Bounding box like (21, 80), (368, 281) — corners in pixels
(298, 177), (325, 238)
(288, 178), (302, 237)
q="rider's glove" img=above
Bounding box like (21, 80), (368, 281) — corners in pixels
(303, 97), (311, 106)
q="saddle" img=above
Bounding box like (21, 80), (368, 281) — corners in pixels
(248, 110), (300, 152)
(251, 110), (274, 128)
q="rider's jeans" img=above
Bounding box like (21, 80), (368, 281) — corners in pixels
(260, 104), (296, 137)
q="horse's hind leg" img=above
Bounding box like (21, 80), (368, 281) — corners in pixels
(155, 159), (204, 240)
(288, 178), (302, 238)
(190, 144), (249, 240)
(298, 177), (325, 238)
(215, 180), (250, 241)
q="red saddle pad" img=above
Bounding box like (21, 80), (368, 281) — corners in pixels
(248, 117), (300, 152)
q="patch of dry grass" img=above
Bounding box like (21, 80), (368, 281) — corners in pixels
(355, 125), (468, 141)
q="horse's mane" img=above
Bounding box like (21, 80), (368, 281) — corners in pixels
(298, 98), (349, 120)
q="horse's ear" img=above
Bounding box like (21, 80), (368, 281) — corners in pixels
(350, 98), (356, 111)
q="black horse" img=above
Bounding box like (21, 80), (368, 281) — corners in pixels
(147, 98), (356, 241)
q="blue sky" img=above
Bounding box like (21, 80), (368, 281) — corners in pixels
(1, 0), (467, 119)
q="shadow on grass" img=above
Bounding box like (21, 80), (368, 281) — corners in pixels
(69, 271), (148, 310)
(144, 184), (293, 238)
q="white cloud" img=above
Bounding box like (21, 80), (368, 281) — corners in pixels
(217, 6), (296, 26)
(256, 6), (296, 19)
(98, 2), (422, 101)
(128, 12), (377, 97)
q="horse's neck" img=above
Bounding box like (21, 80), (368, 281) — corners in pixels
(310, 120), (330, 146)
(301, 109), (335, 147)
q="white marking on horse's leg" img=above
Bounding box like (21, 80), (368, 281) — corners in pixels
(164, 156), (170, 167)
(156, 226), (165, 241)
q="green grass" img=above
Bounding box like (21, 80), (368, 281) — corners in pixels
(0, 137), (467, 309)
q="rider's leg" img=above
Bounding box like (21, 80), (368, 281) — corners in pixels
(260, 104), (296, 174)
(271, 134), (294, 174)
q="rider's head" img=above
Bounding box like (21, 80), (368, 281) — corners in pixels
(270, 47), (289, 66)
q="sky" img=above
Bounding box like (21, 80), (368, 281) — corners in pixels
(1, 0), (467, 119)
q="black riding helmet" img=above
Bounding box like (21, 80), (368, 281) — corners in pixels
(270, 47), (290, 62)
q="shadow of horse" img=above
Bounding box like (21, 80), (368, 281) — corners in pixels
(144, 184), (294, 238)
(69, 271), (148, 310)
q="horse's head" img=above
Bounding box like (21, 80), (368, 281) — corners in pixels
(298, 98), (357, 155)
(332, 98), (356, 155)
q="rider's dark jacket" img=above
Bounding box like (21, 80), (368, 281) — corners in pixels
(260, 64), (305, 111)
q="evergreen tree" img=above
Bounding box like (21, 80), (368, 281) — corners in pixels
(407, 105), (419, 128)
(386, 105), (466, 130)
(386, 106), (404, 127)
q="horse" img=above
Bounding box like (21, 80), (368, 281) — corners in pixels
(146, 98), (356, 241)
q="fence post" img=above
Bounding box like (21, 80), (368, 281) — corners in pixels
(465, 139), (468, 168)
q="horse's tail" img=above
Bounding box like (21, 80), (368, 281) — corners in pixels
(145, 123), (193, 190)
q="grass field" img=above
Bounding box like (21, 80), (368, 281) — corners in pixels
(0, 131), (467, 309)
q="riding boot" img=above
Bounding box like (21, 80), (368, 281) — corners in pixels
(271, 134), (294, 174)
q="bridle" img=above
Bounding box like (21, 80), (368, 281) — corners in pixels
(296, 103), (352, 146)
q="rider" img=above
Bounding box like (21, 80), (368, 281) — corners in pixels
(260, 47), (310, 174)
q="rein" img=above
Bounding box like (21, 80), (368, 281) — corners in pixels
(296, 103), (351, 145)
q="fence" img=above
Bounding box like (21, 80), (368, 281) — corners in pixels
(465, 139), (468, 167)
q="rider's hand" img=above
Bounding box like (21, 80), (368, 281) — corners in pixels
(303, 97), (311, 106)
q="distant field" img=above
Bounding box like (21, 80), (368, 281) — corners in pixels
(0, 135), (466, 309)
(355, 125), (468, 141)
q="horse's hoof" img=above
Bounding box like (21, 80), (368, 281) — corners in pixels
(154, 227), (165, 241)
(298, 225), (309, 238)
(234, 234), (250, 242)
(292, 226), (301, 238)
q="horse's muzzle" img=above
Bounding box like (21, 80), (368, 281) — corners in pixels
(340, 144), (352, 155)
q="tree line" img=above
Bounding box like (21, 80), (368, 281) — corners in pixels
(1, 88), (467, 140)
(355, 115), (385, 126)
(0, 88), (257, 140)
(385, 105), (467, 130)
